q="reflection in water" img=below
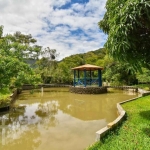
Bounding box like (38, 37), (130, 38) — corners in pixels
(0, 115), (8, 145)
(0, 113), (41, 150)
(0, 88), (139, 150)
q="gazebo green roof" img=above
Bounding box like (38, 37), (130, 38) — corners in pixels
(71, 64), (103, 71)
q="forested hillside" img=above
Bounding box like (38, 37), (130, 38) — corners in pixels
(50, 48), (107, 84)
(24, 47), (148, 87)
(50, 48), (139, 86)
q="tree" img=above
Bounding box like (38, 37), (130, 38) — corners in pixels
(36, 47), (59, 83)
(51, 62), (73, 84)
(102, 53), (137, 86)
(40, 47), (58, 60)
(0, 55), (41, 89)
(136, 68), (150, 89)
(0, 26), (42, 61)
(99, 0), (150, 70)
(0, 26), (41, 89)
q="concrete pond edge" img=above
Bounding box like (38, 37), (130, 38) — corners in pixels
(95, 88), (150, 141)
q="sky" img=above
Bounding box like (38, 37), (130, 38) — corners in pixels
(0, 0), (107, 60)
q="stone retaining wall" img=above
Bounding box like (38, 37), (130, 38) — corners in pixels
(69, 86), (107, 94)
(107, 86), (138, 92)
(138, 88), (150, 96)
(22, 84), (70, 90)
(10, 89), (18, 101)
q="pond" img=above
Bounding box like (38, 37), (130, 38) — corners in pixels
(0, 87), (139, 150)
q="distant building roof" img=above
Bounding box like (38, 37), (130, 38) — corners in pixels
(71, 64), (103, 71)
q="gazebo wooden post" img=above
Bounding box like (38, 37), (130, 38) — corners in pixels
(89, 70), (92, 85)
(84, 69), (86, 87)
(98, 69), (102, 87)
(77, 69), (80, 83)
(74, 70), (76, 87)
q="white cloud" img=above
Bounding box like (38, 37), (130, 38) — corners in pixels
(0, 0), (107, 60)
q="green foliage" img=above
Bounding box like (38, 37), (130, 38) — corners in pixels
(103, 60), (137, 86)
(0, 55), (41, 88)
(136, 68), (150, 90)
(40, 47), (58, 60)
(0, 98), (10, 108)
(35, 47), (59, 83)
(99, 0), (150, 70)
(0, 26), (42, 61)
(0, 25), (42, 89)
(0, 88), (11, 108)
(0, 87), (11, 95)
(99, 53), (138, 86)
(51, 62), (73, 84)
(87, 96), (150, 150)
(136, 68), (150, 83)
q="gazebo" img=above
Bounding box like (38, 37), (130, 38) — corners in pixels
(71, 64), (103, 87)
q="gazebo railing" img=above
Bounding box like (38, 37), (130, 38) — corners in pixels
(74, 78), (99, 86)
(75, 78), (84, 85)
(90, 78), (99, 85)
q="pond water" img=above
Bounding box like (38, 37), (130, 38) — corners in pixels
(0, 87), (138, 150)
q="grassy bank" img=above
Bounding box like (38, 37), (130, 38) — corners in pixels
(0, 88), (11, 108)
(134, 84), (150, 91)
(87, 95), (150, 150)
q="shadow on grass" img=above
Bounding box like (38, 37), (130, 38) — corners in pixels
(140, 110), (150, 137)
(142, 127), (150, 137)
(140, 110), (150, 120)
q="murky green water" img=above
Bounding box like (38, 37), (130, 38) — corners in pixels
(0, 88), (138, 150)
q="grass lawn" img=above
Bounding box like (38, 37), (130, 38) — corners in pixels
(87, 95), (150, 150)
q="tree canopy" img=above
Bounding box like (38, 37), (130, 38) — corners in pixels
(99, 0), (150, 70)
(0, 26), (42, 61)
(35, 47), (59, 83)
(0, 25), (41, 88)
